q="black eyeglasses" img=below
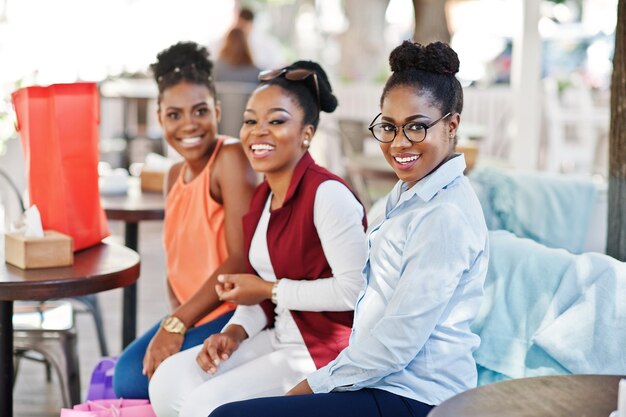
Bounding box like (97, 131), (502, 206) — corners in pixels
(368, 112), (452, 144)
(258, 67), (320, 110)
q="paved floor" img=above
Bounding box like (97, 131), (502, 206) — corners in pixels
(13, 220), (167, 417)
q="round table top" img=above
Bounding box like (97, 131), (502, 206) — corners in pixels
(101, 178), (165, 222)
(428, 374), (624, 417)
(0, 239), (140, 300)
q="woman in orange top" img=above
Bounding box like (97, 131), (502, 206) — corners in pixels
(114, 41), (257, 399)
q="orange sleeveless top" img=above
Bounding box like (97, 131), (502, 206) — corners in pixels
(164, 137), (235, 325)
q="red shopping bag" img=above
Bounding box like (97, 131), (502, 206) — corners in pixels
(59, 399), (156, 417)
(12, 82), (110, 251)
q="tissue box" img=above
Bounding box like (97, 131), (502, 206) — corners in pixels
(140, 169), (165, 193)
(4, 231), (73, 269)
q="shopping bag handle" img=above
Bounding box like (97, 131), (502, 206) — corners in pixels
(87, 399), (122, 417)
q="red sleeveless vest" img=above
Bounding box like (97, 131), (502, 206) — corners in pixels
(242, 152), (367, 368)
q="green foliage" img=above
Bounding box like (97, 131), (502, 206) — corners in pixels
(0, 79), (23, 156)
(0, 110), (16, 156)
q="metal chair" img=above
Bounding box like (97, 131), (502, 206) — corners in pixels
(0, 168), (109, 356)
(12, 301), (81, 407)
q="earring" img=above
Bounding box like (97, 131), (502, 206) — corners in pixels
(303, 139), (310, 148)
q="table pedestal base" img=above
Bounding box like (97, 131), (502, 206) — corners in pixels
(122, 222), (139, 348)
(0, 300), (14, 417)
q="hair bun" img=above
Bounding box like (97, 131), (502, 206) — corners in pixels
(290, 60), (338, 113)
(152, 41), (213, 82)
(389, 41), (459, 76)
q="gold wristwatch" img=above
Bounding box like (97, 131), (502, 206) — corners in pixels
(162, 315), (187, 335)
(271, 280), (280, 304)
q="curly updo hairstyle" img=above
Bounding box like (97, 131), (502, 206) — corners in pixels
(259, 60), (338, 131)
(381, 41), (463, 117)
(151, 41), (216, 105)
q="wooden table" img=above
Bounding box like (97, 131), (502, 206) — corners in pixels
(0, 240), (140, 417)
(428, 375), (624, 417)
(101, 178), (164, 348)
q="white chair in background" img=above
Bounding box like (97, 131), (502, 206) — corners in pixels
(542, 77), (609, 175)
(462, 86), (514, 160)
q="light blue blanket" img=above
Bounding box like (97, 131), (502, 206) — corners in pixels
(473, 231), (626, 385)
(469, 168), (598, 253)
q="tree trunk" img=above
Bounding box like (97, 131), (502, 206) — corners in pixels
(412, 0), (450, 44)
(339, 0), (390, 81)
(607, 0), (626, 261)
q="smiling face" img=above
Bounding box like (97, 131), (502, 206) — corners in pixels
(379, 85), (458, 187)
(158, 82), (221, 165)
(239, 84), (313, 177)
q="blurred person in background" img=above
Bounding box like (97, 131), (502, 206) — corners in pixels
(214, 28), (260, 84)
(212, 6), (285, 71)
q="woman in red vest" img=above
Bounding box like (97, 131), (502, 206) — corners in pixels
(149, 60), (368, 417)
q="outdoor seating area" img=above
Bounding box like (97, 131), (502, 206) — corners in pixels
(1, 1), (625, 417)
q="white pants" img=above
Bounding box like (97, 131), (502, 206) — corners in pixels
(148, 328), (317, 417)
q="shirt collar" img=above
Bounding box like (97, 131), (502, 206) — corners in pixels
(254, 152), (314, 210)
(282, 151), (315, 205)
(387, 153), (466, 210)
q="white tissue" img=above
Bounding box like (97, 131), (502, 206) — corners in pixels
(144, 152), (174, 172)
(19, 205), (45, 238)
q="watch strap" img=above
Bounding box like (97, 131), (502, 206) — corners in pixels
(271, 280), (280, 305)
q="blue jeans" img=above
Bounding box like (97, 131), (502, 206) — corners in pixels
(113, 311), (234, 399)
(208, 388), (434, 417)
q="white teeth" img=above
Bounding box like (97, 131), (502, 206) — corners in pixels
(394, 155), (419, 163)
(181, 137), (201, 145)
(250, 144), (275, 151)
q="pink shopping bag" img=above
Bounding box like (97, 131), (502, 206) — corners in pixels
(59, 399), (156, 417)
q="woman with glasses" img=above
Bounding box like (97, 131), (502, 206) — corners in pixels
(149, 60), (368, 417)
(208, 41), (489, 417)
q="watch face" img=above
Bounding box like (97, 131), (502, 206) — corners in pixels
(163, 317), (184, 333)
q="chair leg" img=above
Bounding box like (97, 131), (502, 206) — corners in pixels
(38, 334), (80, 407)
(12, 351), (23, 388)
(71, 295), (109, 356)
(62, 331), (81, 406)
(45, 359), (52, 382)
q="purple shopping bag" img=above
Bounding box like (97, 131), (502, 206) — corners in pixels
(86, 357), (117, 401)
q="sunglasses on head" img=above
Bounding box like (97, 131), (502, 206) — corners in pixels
(258, 67), (320, 110)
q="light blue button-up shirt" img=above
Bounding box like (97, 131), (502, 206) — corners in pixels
(307, 154), (489, 405)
